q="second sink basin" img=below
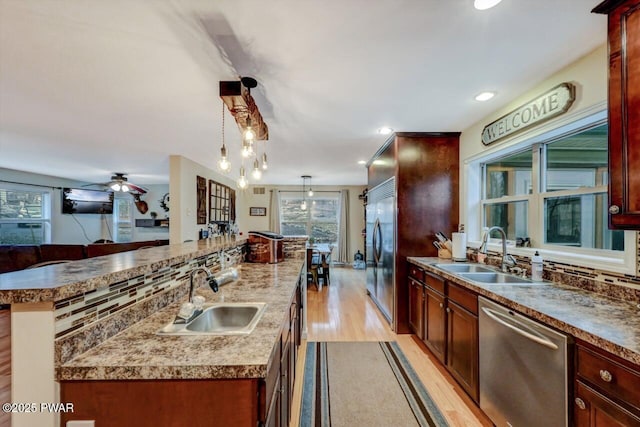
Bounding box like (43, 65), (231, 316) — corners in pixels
(435, 263), (495, 273)
(459, 272), (533, 284)
(158, 302), (267, 336)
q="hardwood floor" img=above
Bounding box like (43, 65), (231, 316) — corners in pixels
(0, 307), (10, 427)
(291, 267), (491, 427)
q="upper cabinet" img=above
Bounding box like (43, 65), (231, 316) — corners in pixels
(593, 0), (640, 229)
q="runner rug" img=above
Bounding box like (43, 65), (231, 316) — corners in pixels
(300, 341), (449, 427)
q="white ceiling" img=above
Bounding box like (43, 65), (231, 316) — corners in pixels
(0, 0), (606, 186)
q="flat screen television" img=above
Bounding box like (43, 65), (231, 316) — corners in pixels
(62, 188), (114, 214)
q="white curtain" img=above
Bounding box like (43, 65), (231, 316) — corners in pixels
(269, 189), (281, 233)
(337, 189), (349, 263)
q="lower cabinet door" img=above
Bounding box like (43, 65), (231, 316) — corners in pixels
(575, 381), (640, 427)
(280, 340), (291, 427)
(446, 300), (478, 403)
(423, 287), (446, 363)
(408, 278), (424, 339)
(265, 376), (281, 427)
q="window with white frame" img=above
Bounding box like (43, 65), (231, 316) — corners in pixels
(0, 187), (51, 244)
(280, 193), (340, 245)
(480, 121), (625, 253)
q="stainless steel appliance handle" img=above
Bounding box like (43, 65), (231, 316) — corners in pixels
(481, 307), (559, 350)
(373, 219), (382, 262)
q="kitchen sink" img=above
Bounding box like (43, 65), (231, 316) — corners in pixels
(157, 302), (267, 336)
(435, 263), (495, 273)
(458, 272), (533, 285)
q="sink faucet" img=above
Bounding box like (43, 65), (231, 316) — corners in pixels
(189, 266), (218, 303)
(479, 226), (517, 272)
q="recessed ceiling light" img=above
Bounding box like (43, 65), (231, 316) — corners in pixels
(377, 127), (393, 135)
(357, 160), (367, 165)
(475, 91), (496, 101)
(474, 0), (502, 10)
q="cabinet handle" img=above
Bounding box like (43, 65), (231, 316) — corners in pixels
(609, 205), (620, 214)
(446, 307), (451, 313)
(439, 303), (443, 308)
(575, 398), (586, 410)
(599, 369), (613, 382)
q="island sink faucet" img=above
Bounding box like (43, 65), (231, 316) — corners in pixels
(479, 226), (517, 272)
(189, 266), (218, 303)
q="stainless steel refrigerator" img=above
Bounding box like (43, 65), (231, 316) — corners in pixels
(366, 178), (396, 326)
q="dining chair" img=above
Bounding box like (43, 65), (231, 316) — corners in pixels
(306, 248), (320, 290)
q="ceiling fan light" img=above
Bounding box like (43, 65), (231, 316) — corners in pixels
(121, 184), (130, 193)
(474, 0), (502, 10)
(110, 183), (121, 192)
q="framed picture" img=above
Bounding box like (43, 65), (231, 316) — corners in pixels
(249, 207), (267, 216)
(196, 176), (207, 224)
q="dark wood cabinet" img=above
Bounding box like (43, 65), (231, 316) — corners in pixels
(446, 300), (478, 402)
(574, 340), (640, 426)
(408, 277), (424, 339)
(424, 286), (446, 363)
(368, 132), (459, 333)
(593, 0), (640, 229)
(408, 265), (479, 404)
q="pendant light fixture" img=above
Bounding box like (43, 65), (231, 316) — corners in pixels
(252, 158), (262, 180)
(300, 175), (310, 210)
(217, 102), (230, 172)
(238, 166), (248, 189)
(218, 76), (271, 190)
(307, 176), (314, 197)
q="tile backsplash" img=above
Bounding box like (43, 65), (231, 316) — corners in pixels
(54, 247), (242, 339)
(468, 235), (640, 304)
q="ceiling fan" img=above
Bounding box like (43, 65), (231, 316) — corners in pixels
(106, 173), (147, 194)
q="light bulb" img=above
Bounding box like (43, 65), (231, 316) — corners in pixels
(110, 183), (121, 192)
(218, 157), (230, 172)
(308, 189), (314, 197)
(252, 159), (262, 180)
(241, 141), (251, 158)
(121, 184), (130, 192)
(218, 145), (230, 172)
(262, 152), (268, 170)
(243, 126), (255, 142)
(301, 200), (307, 211)
(237, 167), (248, 189)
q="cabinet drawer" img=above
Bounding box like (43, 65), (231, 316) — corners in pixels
(576, 345), (640, 410)
(575, 380), (640, 426)
(409, 264), (425, 282)
(425, 271), (445, 294)
(447, 282), (477, 315)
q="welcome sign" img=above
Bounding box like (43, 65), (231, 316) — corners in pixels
(481, 83), (576, 146)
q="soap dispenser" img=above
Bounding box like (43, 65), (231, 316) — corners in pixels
(531, 251), (543, 281)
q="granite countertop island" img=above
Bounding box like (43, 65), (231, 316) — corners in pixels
(57, 258), (304, 381)
(0, 237), (247, 304)
(408, 257), (640, 366)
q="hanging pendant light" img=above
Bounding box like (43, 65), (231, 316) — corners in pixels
(217, 102), (231, 172)
(300, 175), (308, 210)
(238, 166), (248, 189)
(252, 158), (262, 180)
(243, 116), (256, 142)
(307, 176), (314, 197)
(262, 152), (268, 170)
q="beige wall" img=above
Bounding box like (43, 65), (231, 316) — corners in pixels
(459, 44), (608, 227)
(459, 44), (608, 163)
(237, 185), (367, 257)
(169, 155), (243, 244)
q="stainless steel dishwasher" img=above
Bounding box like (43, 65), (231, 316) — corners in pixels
(479, 297), (569, 427)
